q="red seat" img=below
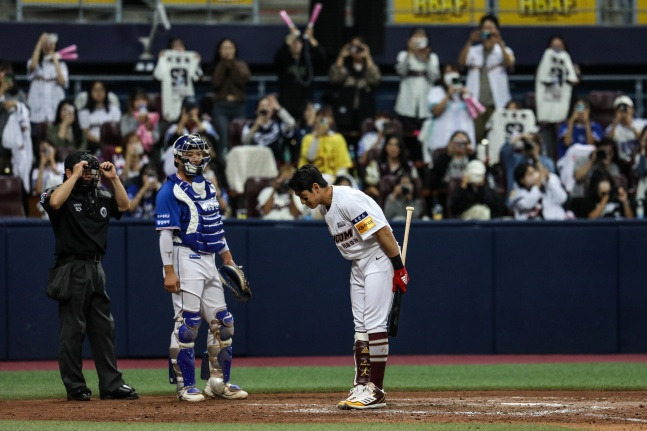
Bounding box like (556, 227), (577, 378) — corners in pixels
(228, 118), (248, 148)
(244, 176), (275, 218)
(0, 176), (26, 217)
(100, 122), (122, 148)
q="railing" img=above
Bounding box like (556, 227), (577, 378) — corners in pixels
(14, 73), (647, 117)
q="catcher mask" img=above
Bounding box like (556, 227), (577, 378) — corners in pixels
(173, 134), (211, 177)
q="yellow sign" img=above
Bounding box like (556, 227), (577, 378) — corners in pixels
(498, 0), (597, 24)
(393, 0), (487, 24)
(637, 0), (647, 24)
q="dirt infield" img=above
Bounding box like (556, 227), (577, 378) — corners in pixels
(2, 391), (647, 430)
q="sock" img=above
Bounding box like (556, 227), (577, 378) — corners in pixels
(368, 331), (388, 390)
(354, 335), (370, 386)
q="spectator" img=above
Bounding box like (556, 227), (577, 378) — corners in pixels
(509, 161), (568, 220)
(119, 88), (160, 155)
(299, 106), (353, 182)
(557, 98), (603, 160)
(605, 95), (647, 181)
(427, 130), (476, 194)
(27, 32), (69, 126)
(161, 97), (219, 177)
(484, 99), (538, 166)
(274, 26), (326, 119)
(356, 112), (398, 167)
(500, 132), (555, 201)
(535, 35), (579, 159)
(153, 37), (203, 122)
(46, 99), (86, 151)
(394, 27), (440, 136)
(384, 172), (424, 221)
(31, 140), (63, 218)
(78, 81), (122, 155)
(256, 164), (304, 220)
(294, 100), (318, 165)
(570, 173), (634, 219)
(328, 36), (381, 134)
(210, 38), (250, 159)
(364, 133), (416, 201)
(572, 137), (624, 198)
(458, 14), (515, 143)
(113, 132), (149, 182)
(241, 94), (296, 164)
(422, 63), (476, 164)
(0, 76), (32, 193)
(124, 163), (160, 219)
(632, 127), (647, 204)
(449, 159), (505, 220)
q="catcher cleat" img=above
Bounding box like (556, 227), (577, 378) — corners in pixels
(205, 377), (248, 400)
(177, 385), (206, 402)
(337, 384), (366, 410)
(344, 383), (386, 410)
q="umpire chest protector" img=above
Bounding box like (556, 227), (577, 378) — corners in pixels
(42, 186), (120, 257)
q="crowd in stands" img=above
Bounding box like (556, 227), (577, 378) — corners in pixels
(1, 15), (646, 222)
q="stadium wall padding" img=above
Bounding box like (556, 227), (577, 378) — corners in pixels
(0, 219), (646, 360)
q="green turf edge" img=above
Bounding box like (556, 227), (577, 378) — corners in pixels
(1, 362), (647, 400)
(0, 421), (591, 431)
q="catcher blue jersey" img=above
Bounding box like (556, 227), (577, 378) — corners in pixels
(155, 174), (226, 254)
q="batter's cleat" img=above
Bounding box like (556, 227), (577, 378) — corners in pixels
(337, 384), (366, 410)
(344, 383), (386, 410)
(177, 385), (206, 402)
(204, 377), (248, 400)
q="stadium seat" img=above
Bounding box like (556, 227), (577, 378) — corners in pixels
(100, 121), (122, 148)
(244, 177), (275, 218)
(0, 176), (26, 217)
(228, 118), (248, 148)
(588, 90), (624, 128)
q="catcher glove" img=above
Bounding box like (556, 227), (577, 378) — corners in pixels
(219, 265), (252, 303)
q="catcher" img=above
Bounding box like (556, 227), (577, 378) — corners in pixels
(155, 134), (250, 402)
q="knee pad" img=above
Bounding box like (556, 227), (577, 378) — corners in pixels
(175, 310), (201, 348)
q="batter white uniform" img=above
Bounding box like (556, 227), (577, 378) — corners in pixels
(320, 185), (395, 336)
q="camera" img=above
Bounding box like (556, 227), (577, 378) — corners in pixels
(617, 104), (629, 112)
(522, 138), (535, 152)
(596, 149), (607, 160)
(350, 44), (364, 54)
(259, 109), (269, 117)
(147, 175), (157, 183)
(481, 31), (492, 40)
(43, 148), (51, 156)
(138, 106), (148, 116)
(401, 185), (412, 196)
(575, 103), (585, 112)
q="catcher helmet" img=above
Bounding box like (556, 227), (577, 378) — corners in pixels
(64, 151), (101, 190)
(173, 134), (211, 176)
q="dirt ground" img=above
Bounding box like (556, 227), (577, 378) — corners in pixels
(2, 391), (647, 430)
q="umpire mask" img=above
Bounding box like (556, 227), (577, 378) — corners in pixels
(64, 151), (101, 191)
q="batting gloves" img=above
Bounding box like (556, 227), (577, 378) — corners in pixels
(393, 267), (409, 293)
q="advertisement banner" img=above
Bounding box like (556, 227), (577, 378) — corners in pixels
(393, 0), (487, 24)
(498, 0), (597, 24)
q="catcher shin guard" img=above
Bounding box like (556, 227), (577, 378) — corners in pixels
(206, 309), (234, 381)
(368, 332), (389, 389)
(354, 332), (370, 386)
(174, 310), (201, 387)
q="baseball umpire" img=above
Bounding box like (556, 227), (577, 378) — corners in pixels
(288, 165), (409, 410)
(40, 151), (138, 402)
(155, 133), (248, 402)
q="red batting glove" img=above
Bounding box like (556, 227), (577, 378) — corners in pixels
(392, 267), (409, 293)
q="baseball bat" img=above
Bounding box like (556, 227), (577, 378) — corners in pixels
(387, 206), (414, 337)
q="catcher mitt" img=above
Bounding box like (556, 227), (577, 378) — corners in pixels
(219, 265), (252, 303)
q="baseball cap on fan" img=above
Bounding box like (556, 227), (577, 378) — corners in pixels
(613, 95), (634, 109)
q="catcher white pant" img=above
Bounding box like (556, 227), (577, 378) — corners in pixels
(350, 248), (394, 334)
(171, 246), (226, 321)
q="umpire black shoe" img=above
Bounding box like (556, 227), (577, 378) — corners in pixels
(67, 387), (92, 401)
(100, 384), (139, 400)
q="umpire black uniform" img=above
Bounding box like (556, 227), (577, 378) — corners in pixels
(41, 151), (138, 402)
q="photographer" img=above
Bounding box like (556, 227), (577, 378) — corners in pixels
(570, 174), (633, 219)
(124, 163), (160, 219)
(423, 63), (475, 164)
(500, 132), (555, 203)
(257, 164), (304, 220)
(458, 14), (515, 143)
(572, 137), (623, 198)
(329, 36), (381, 134)
(427, 131), (476, 193)
(32, 140), (63, 197)
(27, 32), (68, 125)
(606, 95), (647, 186)
(384, 172), (424, 221)
(242, 94), (296, 164)
(449, 159), (505, 220)
(509, 162), (568, 220)
(557, 98), (603, 159)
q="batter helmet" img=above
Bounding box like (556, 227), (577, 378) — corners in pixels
(64, 151), (101, 190)
(173, 134), (211, 176)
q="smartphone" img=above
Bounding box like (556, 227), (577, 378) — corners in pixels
(4, 75), (13, 87)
